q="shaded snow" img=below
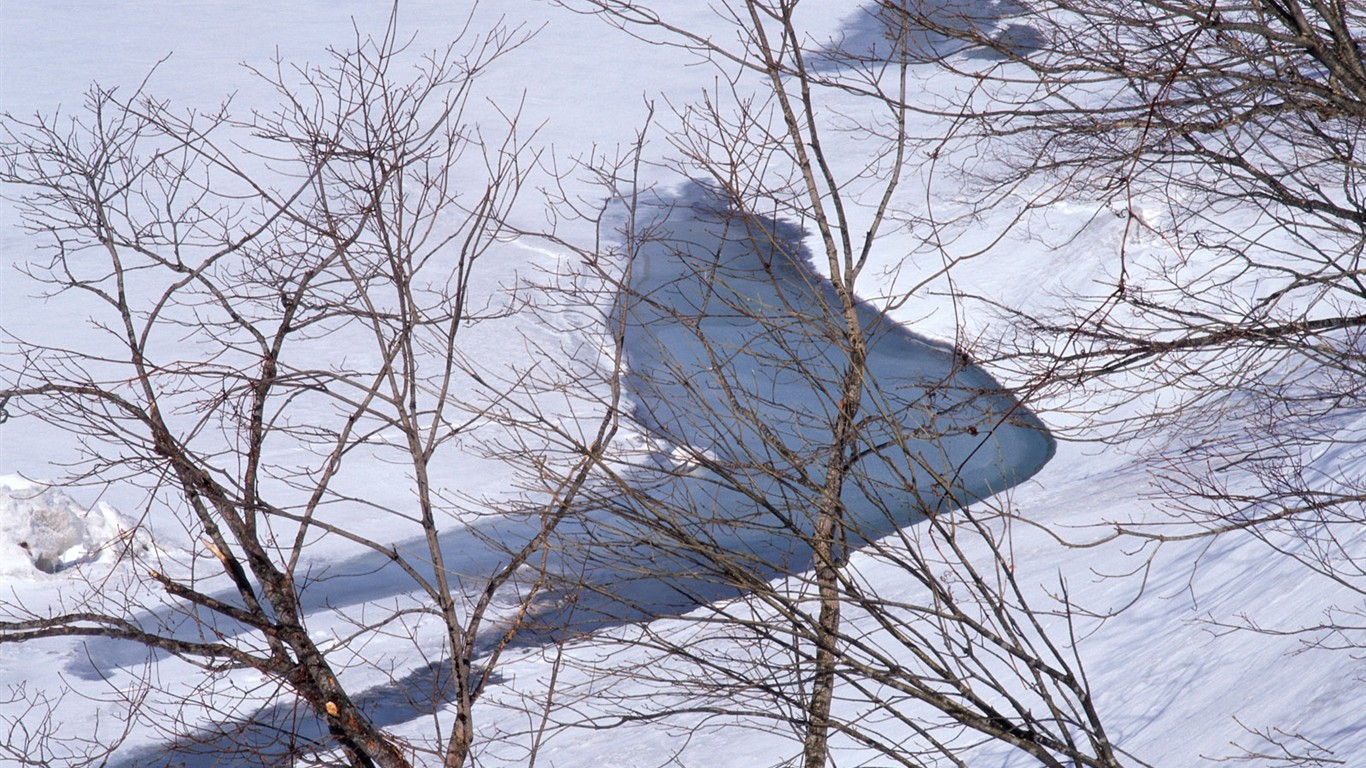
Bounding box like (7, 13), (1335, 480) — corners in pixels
(618, 182), (1054, 505)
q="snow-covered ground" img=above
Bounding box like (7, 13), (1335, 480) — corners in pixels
(3, 2), (1364, 766)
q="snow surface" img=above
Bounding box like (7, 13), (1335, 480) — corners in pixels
(2, 2), (1364, 767)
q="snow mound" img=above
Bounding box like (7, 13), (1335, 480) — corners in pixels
(0, 476), (151, 575)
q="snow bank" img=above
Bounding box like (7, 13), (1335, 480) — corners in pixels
(0, 476), (150, 575)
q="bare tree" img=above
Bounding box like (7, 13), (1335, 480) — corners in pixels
(510, 2), (1131, 766)
(0, 12), (608, 767)
(867, 0), (1366, 653)
(11, 1), (1354, 765)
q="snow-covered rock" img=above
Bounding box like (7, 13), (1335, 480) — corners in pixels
(0, 476), (150, 575)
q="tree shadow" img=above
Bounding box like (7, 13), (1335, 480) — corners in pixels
(810, 0), (1044, 69)
(103, 180), (1054, 766)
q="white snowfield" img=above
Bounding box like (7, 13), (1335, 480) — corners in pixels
(1, 1), (1363, 767)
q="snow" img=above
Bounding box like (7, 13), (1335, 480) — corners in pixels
(2, 1), (1364, 767)
(0, 476), (150, 575)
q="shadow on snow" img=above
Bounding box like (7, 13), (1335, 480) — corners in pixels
(105, 181), (1053, 766)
